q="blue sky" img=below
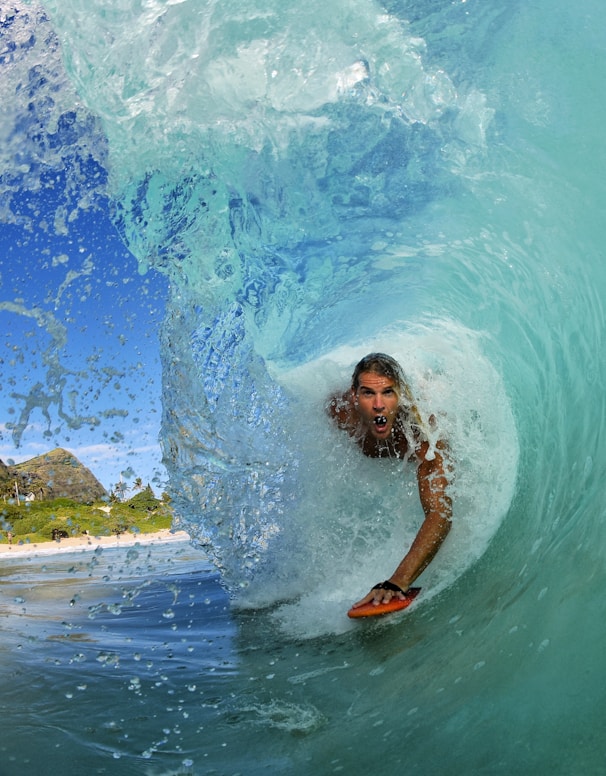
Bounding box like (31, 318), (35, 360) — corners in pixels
(0, 7), (170, 497)
(0, 185), (168, 495)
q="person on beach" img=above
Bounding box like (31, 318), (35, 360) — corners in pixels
(327, 353), (452, 610)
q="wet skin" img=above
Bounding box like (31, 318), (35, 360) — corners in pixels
(352, 372), (400, 441)
(328, 369), (452, 608)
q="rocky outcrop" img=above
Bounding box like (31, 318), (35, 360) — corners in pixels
(0, 448), (108, 504)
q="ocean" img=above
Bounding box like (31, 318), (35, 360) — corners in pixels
(2, 0), (606, 773)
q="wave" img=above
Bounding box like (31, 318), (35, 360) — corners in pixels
(4, 0), (606, 773)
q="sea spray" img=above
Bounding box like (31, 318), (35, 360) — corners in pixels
(36, 0), (500, 594)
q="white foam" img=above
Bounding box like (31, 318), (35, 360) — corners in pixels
(265, 319), (519, 638)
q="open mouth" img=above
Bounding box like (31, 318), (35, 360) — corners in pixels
(374, 415), (388, 429)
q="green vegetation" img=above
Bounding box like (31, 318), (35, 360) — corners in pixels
(0, 487), (172, 545)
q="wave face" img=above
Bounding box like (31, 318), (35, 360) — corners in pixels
(5, 0), (606, 772)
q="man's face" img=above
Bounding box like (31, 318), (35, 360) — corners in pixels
(352, 371), (399, 439)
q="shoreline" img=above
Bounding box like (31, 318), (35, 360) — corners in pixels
(0, 529), (191, 558)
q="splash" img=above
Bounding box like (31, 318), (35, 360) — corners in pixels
(0, 5), (162, 462)
(29, 0), (503, 598)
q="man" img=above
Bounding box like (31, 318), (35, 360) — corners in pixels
(327, 353), (452, 610)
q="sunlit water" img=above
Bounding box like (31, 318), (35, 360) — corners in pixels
(2, 0), (606, 773)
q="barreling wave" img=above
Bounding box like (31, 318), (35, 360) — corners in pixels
(6, 1), (606, 772)
(34, 0), (498, 593)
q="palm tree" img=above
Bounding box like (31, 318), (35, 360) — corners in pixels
(113, 480), (128, 502)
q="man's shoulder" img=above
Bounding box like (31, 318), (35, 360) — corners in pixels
(327, 392), (353, 429)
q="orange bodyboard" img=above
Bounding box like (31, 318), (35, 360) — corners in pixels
(347, 587), (421, 619)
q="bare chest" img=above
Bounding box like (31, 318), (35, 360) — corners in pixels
(359, 426), (411, 459)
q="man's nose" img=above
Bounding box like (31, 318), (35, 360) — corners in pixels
(373, 397), (385, 410)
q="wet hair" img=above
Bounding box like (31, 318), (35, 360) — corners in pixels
(351, 353), (406, 393)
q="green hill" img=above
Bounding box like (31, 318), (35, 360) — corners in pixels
(0, 450), (172, 544)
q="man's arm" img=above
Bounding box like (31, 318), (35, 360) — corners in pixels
(352, 440), (452, 608)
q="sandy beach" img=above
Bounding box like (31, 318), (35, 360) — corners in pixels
(0, 529), (191, 558)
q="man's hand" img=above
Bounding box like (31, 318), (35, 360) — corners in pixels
(351, 579), (407, 609)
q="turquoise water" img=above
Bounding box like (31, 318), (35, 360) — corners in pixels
(3, 0), (606, 773)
